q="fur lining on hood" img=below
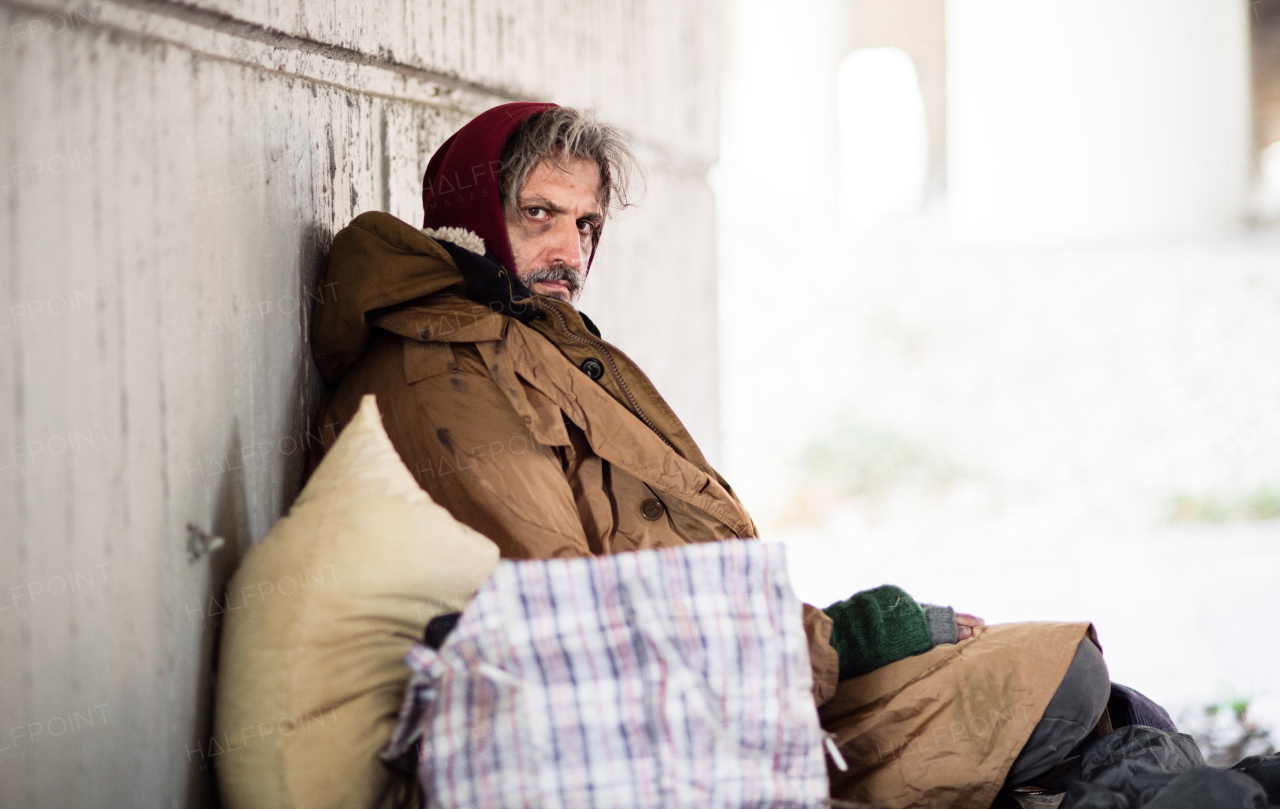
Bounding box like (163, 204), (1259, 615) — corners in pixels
(421, 223), (538, 324)
(422, 226), (486, 257)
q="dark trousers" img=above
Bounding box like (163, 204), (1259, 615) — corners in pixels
(1004, 638), (1112, 787)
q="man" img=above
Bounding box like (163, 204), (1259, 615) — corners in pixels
(306, 103), (1113, 807)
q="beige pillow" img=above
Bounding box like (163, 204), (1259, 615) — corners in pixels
(214, 394), (499, 809)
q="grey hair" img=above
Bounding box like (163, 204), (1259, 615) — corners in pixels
(499, 107), (643, 217)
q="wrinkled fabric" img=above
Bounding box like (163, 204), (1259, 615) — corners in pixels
(382, 540), (830, 809)
(819, 622), (1092, 809)
(1077, 726), (1204, 781)
(1231, 755), (1280, 805)
(1060, 726), (1271, 809)
(302, 213), (861, 699)
(1064, 766), (1267, 808)
(1144, 769), (1268, 808)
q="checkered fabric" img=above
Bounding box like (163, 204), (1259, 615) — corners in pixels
(384, 539), (830, 808)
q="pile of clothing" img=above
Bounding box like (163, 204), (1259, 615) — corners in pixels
(999, 724), (1280, 809)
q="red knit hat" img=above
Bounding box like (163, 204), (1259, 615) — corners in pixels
(421, 102), (558, 271)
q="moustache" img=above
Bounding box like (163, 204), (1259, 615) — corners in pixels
(524, 263), (585, 297)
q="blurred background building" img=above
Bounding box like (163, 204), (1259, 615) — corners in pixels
(3, 0), (1280, 804)
(717, 0), (1280, 743)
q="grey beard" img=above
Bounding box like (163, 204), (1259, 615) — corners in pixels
(523, 263), (585, 302)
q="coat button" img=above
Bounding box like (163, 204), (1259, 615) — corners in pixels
(580, 358), (604, 380)
(641, 498), (665, 521)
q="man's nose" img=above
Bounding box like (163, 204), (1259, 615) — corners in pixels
(546, 219), (585, 269)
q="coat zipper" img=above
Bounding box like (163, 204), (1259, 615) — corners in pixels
(535, 302), (673, 449)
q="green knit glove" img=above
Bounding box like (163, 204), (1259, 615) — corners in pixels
(823, 585), (934, 680)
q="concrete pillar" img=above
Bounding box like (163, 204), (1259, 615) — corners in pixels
(837, 47), (932, 219)
(1254, 1), (1280, 218)
(947, 0), (1252, 241)
(850, 0), (947, 191)
(715, 0), (855, 516)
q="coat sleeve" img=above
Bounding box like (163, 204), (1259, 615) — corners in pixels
(803, 604), (841, 706)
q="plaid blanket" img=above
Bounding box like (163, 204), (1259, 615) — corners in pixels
(384, 539), (830, 808)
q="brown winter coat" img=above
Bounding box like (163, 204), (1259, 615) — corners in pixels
(307, 211), (1090, 808)
(306, 211), (841, 697)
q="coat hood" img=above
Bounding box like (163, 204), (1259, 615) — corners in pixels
(312, 212), (604, 386)
(421, 101), (558, 273)
(311, 212), (469, 383)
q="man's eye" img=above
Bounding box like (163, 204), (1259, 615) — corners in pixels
(527, 207), (547, 219)
(578, 220), (595, 235)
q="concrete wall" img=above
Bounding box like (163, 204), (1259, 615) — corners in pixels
(0, 1), (721, 805)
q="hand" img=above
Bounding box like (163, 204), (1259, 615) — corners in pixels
(955, 613), (985, 641)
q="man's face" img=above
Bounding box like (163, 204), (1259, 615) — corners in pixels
(505, 155), (604, 303)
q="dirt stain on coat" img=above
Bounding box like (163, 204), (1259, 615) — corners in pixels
(437, 428), (455, 453)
